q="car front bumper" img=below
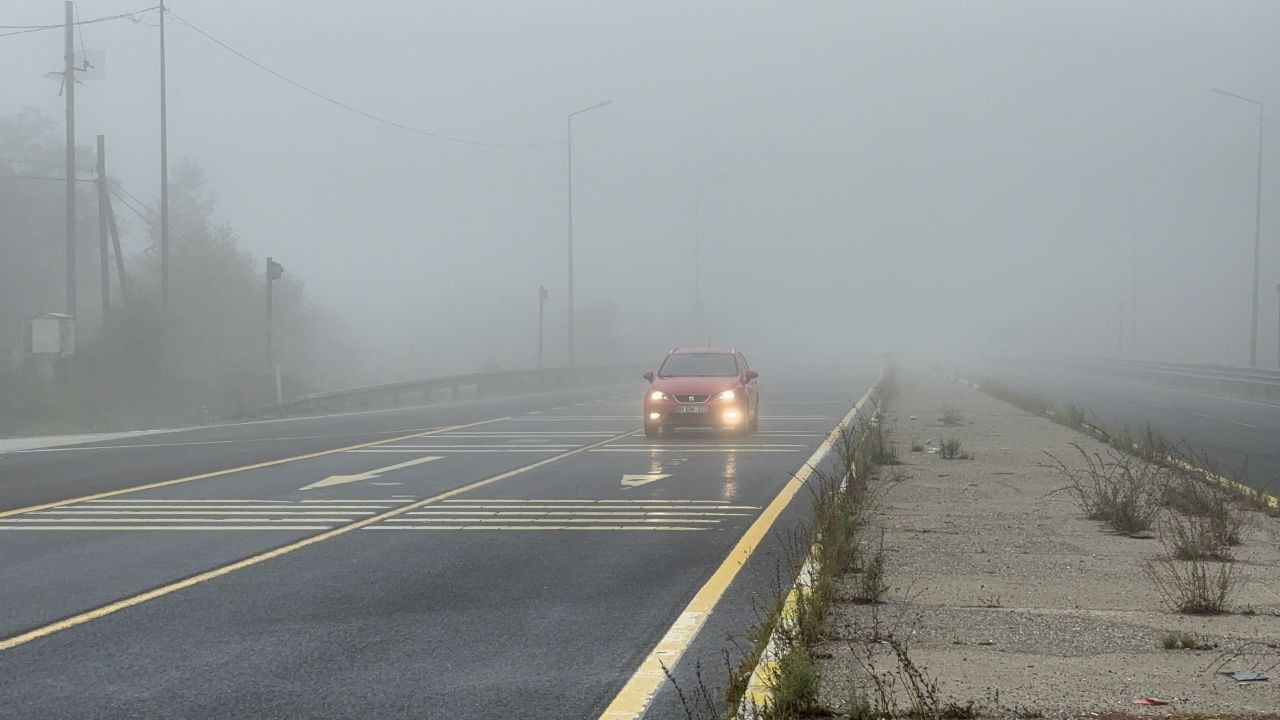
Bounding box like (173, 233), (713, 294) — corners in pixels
(644, 401), (746, 428)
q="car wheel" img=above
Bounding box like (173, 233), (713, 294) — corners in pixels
(749, 406), (759, 433)
(644, 424), (660, 438)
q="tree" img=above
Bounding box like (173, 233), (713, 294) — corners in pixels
(0, 109), (339, 430)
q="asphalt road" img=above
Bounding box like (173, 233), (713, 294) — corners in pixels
(982, 359), (1280, 494)
(0, 370), (876, 719)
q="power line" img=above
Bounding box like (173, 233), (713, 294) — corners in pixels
(108, 178), (158, 223)
(0, 172), (93, 183)
(0, 5), (159, 38)
(108, 187), (151, 223)
(0, 156), (94, 171)
(169, 11), (563, 149)
(107, 178), (194, 240)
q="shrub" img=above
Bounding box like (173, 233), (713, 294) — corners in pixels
(1048, 444), (1165, 534)
(1144, 555), (1238, 614)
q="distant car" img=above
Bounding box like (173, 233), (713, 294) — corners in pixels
(642, 348), (759, 438)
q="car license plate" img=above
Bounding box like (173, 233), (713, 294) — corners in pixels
(675, 405), (708, 414)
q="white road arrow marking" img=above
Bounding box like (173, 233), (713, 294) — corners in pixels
(301, 456), (442, 490)
(621, 473), (671, 488)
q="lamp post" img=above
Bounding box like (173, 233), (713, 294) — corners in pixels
(693, 173), (728, 343)
(1212, 88), (1265, 367)
(566, 99), (611, 367)
(538, 285), (548, 370)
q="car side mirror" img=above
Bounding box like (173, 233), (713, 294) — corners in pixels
(744, 370), (759, 382)
(643, 371), (655, 383)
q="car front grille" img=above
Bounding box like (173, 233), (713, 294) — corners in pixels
(676, 394), (710, 403)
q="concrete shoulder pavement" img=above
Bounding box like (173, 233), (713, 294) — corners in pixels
(813, 369), (1280, 717)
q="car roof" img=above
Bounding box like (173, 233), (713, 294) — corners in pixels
(669, 347), (736, 355)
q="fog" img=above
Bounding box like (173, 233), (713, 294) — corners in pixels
(3, 0), (1277, 392)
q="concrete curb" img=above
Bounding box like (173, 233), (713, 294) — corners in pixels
(735, 371), (884, 718)
(966, 377), (1280, 510)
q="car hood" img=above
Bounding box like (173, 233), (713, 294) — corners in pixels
(650, 376), (740, 395)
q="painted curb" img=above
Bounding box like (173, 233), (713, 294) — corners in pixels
(736, 372), (884, 718)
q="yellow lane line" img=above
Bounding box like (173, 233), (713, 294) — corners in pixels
(0, 428), (637, 653)
(597, 387), (873, 720)
(0, 418), (507, 520)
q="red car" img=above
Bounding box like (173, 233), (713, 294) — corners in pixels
(642, 348), (759, 437)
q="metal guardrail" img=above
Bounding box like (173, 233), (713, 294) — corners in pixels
(1070, 356), (1280, 403)
(242, 364), (645, 419)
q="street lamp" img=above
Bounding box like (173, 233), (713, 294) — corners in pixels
(1212, 87), (1265, 367)
(566, 99), (611, 367)
(693, 173), (728, 343)
(538, 285), (549, 370)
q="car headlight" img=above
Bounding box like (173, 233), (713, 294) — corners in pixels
(716, 389), (737, 401)
(649, 390), (670, 401)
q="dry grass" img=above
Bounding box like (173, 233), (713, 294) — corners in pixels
(852, 635), (980, 720)
(1163, 512), (1242, 562)
(939, 437), (969, 460)
(851, 531), (889, 605)
(939, 405), (964, 427)
(1047, 444), (1165, 534)
(1144, 551), (1239, 615)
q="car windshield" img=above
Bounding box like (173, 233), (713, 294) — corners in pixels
(658, 353), (739, 378)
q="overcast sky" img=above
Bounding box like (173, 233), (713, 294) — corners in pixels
(2, 1), (1277, 379)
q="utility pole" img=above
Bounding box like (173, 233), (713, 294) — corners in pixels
(566, 115), (574, 367)
(265, 257), (284, 368)
(1252, 106), (1265, 367)
(64, 1), (76, 319)
(1212, 88), (1265, 366)
(1129, 236), (1137, 358)
(538, 285), (548, 369)
(265, 257), (284, 403)
(566, 99), (611, 367)
(159, 0), (170, 322)
(1117, 302), (1125, 358)
(96, 135), (110, 321)
(104, 183), (128, 307)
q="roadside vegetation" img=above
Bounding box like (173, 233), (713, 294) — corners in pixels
(728, 365), (987, 719)
(666, 368), (891, 720)
(982, 378), (1271, 616)
(1, 110), (340, 435)
(1159, 630), (1213, 650)
(938, 437), (969, 461)
(1046, 444), (1164, 535)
